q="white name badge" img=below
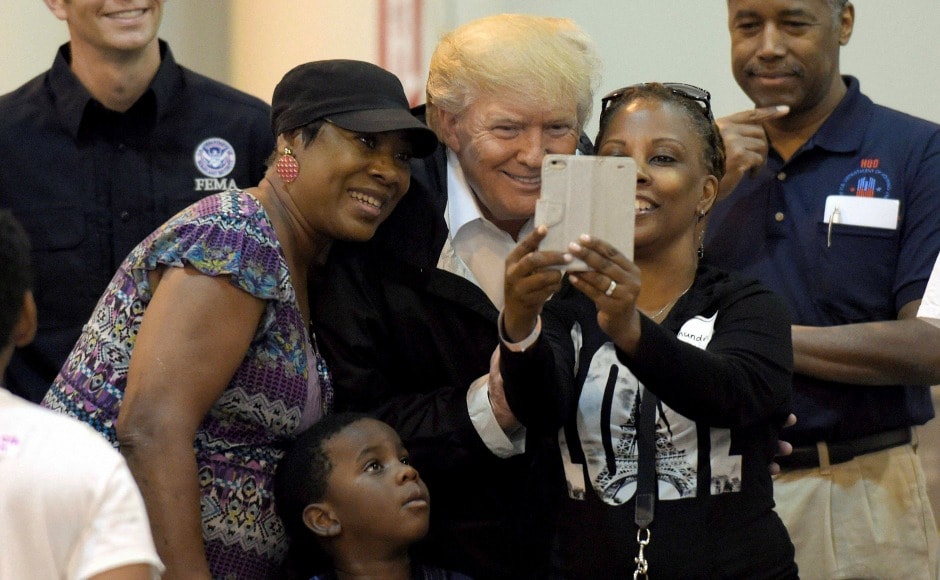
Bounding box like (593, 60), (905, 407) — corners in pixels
(822, 195), (899, 230)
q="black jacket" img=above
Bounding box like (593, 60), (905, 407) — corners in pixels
(311, 144), (547, 579)
(0, 41), (273, 402)
(501, 265), (797, 578)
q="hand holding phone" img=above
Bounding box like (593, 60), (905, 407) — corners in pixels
(534, 154), (636, 270)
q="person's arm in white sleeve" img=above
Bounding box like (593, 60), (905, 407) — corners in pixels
(72, 457), (164, 580)
(466, 314), (543, 458)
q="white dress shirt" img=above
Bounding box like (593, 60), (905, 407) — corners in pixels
(438, 149), (530, 457)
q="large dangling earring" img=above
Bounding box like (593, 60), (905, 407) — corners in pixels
(276, 147), (299, 184)
(696, 209), (707, 259)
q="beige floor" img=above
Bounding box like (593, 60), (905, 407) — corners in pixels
(920, 386), (940, 529)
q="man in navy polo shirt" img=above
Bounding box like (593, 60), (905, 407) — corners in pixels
(708, 0), (940, 577)
(0, 0), (274, 403)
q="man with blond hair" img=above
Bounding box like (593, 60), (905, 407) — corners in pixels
(312, 14), (601, 579)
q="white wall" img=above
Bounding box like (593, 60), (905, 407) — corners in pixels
(426, 0), (940, 137)
(0, 2), (230, 92)
(0, 2), (69, 90)
(4, 1), (939, 137)
(228, 0), (379, 111)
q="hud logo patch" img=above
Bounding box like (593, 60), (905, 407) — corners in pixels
(838, 159), (892, 198)
(194, 138), (236, 178)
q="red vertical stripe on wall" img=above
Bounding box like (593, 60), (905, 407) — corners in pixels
(378, 0), (424, 107)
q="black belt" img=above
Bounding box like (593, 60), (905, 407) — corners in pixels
(776, 427), (912, 470)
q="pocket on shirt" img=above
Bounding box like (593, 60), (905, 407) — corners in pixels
(813, 221), (899, 322)
(17, 209), (99, 329)
(19, 208), (85, 251)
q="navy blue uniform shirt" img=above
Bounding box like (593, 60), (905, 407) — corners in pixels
(706, 76), (939, 445)
(705, 76), (940, 445)
(0, 40), (274, 402)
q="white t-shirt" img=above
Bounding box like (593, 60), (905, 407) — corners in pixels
(917, 253), (940, 319)
(0, 389), (163, 580)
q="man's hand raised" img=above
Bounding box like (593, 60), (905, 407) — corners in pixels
(716, 105), (789, 200)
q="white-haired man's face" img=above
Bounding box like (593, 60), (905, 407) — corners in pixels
(438, 93), (579, 239)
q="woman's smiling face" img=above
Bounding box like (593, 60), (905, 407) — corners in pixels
(595, 98), (717, 259)
(288, 123), (412, 244)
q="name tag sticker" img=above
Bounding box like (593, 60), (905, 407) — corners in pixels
(823, 195), (899, 230)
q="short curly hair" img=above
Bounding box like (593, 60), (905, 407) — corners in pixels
(274, 412), (372, 576)
(728, 0), (850, 28)
(828, 0), (850, 25)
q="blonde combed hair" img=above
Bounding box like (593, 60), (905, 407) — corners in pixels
(426, 14), (602, 133)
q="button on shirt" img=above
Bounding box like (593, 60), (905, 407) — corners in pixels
(0, 40), (275, 402)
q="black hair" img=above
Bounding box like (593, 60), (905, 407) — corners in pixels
(594, 83), (726, 183)
(274, 411), (371, 578)
(266, 119), (327, 167)
(0, 210), (32, 348)
(296, 119), (326, 146)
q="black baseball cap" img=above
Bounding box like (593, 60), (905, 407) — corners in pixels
(271, 59), (438, 158)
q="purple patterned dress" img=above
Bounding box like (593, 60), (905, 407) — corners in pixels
(42, 190), (330, 578)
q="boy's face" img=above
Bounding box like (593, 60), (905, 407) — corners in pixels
(321, 418), (430, 549)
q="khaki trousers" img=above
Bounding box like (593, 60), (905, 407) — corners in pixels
(774, 442), (939, 580)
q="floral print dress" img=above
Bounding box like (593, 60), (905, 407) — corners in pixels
(43, 189), (330, 578)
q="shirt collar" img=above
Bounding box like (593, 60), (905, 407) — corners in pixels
(49, 42), (92, 139)
(148, 40), (183, 119)
(49, 39), (182, 139)
(445, 148), (489, 235)
(804, 75), (873, 154)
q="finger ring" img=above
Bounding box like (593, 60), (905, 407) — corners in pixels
(604, 279), (617, 297)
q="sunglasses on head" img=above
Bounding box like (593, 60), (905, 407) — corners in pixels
(601, 82), (713, 121)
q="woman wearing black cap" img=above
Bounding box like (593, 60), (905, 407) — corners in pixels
(42, 60), (437, 579)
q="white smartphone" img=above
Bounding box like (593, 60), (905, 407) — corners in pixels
(535, 154), (637, 271)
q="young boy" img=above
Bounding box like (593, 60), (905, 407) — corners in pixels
(0, 209), (163, 579)
(275, 412), (472, 579)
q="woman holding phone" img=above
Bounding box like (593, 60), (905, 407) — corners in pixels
(498, 83), (798, 578)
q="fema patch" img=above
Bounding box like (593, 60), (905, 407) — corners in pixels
(194, 138), (236, 178)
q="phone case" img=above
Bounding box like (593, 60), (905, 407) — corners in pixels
(535, 154), (636, 270)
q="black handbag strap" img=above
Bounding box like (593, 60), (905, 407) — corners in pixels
(635, 387), (658, 529)
(633, 387), (658, 578)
